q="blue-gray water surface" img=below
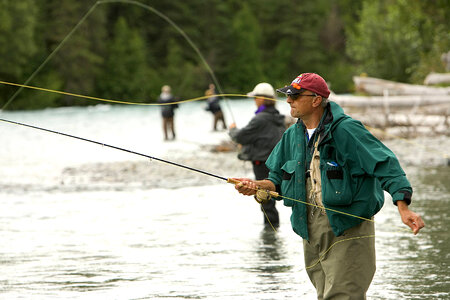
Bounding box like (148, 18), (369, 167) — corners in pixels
(1, 101), (449, 299)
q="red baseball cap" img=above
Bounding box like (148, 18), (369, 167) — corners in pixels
(276, 73), (330, 98)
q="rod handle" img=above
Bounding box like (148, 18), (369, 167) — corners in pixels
(227, 178), (240, 185)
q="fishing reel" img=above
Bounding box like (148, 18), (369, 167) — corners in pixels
(254, 189), (272, 204)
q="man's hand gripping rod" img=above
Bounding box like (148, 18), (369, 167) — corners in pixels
(227, 178), (279, 204)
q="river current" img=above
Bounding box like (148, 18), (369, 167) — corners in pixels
(1, 100), (449, 299)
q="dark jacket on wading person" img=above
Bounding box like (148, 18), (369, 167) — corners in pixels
(229, 83), (286, 227)
(231, 73), (425, 299)
(205, 83), (226, 131)
(158, 85), (178, 141)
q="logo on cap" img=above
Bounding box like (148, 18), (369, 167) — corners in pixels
(291, 74), (304, 90)
(292, 74), (303, 84)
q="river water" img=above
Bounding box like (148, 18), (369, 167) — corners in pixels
(0, 100), (449, 299)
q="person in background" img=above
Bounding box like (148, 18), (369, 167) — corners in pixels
(205, 83), (226, 131)
(158, 85), (178, 141)
(232, 73), (425, 299)
(229, 83), (285, 227)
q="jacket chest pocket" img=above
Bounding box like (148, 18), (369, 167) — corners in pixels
(321, 146), (353, 206)
(280, 160), (299, 206)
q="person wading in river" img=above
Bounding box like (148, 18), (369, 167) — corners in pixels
(229, 83), (286, 227)
(158, 85), (178, 141)
(232, 73), (425, 299)
(205, 83), (226, 131)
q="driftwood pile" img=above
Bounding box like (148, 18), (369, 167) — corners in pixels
(333, 76), (450, 139)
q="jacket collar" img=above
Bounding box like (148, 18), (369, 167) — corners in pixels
(298, 103), (333, 146)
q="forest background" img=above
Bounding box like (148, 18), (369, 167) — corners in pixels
(0, 0), (448, 110)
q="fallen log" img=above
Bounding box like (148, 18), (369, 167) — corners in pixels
(353, 76), (450, 96)
(424, 73), (450, 85)
(330, 94), (450, 108)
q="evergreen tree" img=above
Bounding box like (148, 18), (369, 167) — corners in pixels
(42, 0), (106, 106)
(0, 0), (38, 107)
(226, 3), (264, 93)
(181, 0), (234, 93)
(250, 0), (332, 83)
(163, 38), (201, 99)
(268, 39), (294, 89)
(0, 0), (38, 79)
(98, 17), (148, 102)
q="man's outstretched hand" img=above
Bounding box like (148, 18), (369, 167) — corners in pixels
(397, 201), (425, 235)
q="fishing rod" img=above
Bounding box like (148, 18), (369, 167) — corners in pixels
(0, 117), (382, 265)
(0, 118), (394, 228)
(0, 118), (277, 198)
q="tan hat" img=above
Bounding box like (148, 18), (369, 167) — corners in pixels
(247, 82), (275, 98)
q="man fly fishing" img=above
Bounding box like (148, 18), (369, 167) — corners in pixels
(231, 73), (425, 299)
(0, 74), (425, 299)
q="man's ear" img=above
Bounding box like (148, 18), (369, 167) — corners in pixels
(312, 96), (322, 107)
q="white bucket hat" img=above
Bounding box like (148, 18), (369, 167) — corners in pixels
(247, 82), (275, 98)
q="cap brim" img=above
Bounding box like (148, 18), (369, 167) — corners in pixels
(276, 85), (300, 95)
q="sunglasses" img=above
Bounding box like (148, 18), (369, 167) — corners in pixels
(287, 93), (317, 100)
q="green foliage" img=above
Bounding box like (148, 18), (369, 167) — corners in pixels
(0, 0), (38, 79)
(225, 3), (264, 93)
(323, 60), (355, 94)
(42, 0), (107, 106)
(268, 39), (294, 89)
(412, 27), (450, 84)
(346, 0), (448, 84)
(346, 0), (421, 82)
(410, 0), (450, 83)
(97, 17), (149, 103)
(0, 0), (39, 108)
(0, 0), (448, 110)
(162, 38), (204, 100)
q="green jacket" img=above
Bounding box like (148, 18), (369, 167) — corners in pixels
(266, 101), (412, 239)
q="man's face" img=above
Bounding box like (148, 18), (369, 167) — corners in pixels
(286, 91), (318, 118)
(254, 96), (265, 108)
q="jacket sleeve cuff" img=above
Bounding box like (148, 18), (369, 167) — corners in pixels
(393, 190), (412, 205)
(267, 172), (281, 187)
(266, 175), (283, 201)
(228, 127), (239, 141)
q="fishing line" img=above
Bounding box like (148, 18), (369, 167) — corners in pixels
(261, 205), (278, 232)
(2, 0), (236, 123)
(282, 191), (411, 235)
(305, 235), (376, 270)
(2, 79), (447, 160)
(0, 80), (282, 106)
